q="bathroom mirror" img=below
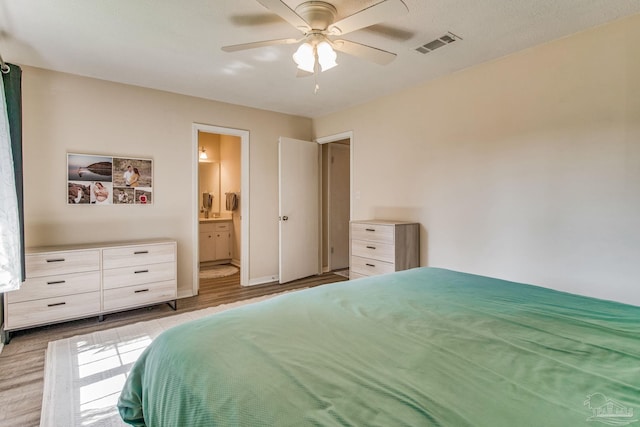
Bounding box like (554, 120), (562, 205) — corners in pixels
(198, 161), (220, 217)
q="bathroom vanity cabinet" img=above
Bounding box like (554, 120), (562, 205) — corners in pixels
(199, 220), (232, 263)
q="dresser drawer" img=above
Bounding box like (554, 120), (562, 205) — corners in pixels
(351, 240), (395, 263)
(103, 281), (177, 312)
(7, 271), (100, 304)
(103, 243), (176, 269)
(103, 262), (176, 290)
(351, 223), (394, 244)
(26, 250), (100, 278)
(6, 291), (101, 330)
(351, 256), (395, 276)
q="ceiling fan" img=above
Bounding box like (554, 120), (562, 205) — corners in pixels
(222, 0), (409, 76)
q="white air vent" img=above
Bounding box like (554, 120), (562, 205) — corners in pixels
(415, 32), (460, 54)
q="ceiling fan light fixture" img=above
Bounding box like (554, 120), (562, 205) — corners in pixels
(222, 0), (407, 75)
(293, 42), (315, 73)
(317, 41), (337, 71)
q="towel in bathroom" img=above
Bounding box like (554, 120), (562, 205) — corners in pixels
(202, 192), (212, 209)
(226, 193), (238, 211)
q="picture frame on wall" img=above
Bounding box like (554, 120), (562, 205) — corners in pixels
(67, 153), (153, 205)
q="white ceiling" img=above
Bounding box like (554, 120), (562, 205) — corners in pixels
(2, 1), (639, 118)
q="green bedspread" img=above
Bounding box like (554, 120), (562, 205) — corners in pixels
(118, 268), (640, 426)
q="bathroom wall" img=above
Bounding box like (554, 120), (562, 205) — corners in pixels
(198, 132), (221, 216)
(220, 135), (241, 264)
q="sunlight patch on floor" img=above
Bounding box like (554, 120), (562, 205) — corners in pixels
(76, 336), (152, 379)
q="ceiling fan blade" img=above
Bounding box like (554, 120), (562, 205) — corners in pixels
(333, 39), (397, 65)
(255, 0), (310, 32)
(221, 38), (299, 52)
(329, 0), (408, 36)
(362, 24), (415, 41)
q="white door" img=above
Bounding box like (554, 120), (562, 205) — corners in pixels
(328, 143), (350, 270)
(279, 137), (319, 283)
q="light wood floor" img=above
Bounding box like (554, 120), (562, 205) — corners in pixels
(0, 271), (347, 427)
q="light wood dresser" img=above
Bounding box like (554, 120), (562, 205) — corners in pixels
(3, 239), (177, 343)
(350, 220), (420, 279)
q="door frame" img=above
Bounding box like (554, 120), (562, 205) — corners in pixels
(192, 123), (250, 294)
(327, 143), (350, 271)
(316, 131), (353, 272)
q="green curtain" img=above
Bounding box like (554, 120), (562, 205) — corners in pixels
(2, 63), (24, 282)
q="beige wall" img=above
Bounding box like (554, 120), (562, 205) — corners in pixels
(22, 67), (311, 296)
(313, 14), (640, 305)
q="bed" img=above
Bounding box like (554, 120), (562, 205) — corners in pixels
(118, 267), (640, 426)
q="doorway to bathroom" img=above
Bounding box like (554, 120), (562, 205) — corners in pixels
(192, 124), (249, 295)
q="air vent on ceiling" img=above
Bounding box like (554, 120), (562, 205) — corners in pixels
(415, 32), (461, 54)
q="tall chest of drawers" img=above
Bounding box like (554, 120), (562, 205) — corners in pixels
(350, 220), (420, 279)
(3, 239), (177, 343)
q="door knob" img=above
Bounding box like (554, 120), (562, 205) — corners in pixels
(282, 216), (289, 221)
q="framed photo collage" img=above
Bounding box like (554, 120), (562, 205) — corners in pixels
(67, 153), (153, 205)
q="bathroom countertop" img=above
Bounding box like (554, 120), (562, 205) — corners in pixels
(199, 217), (232, 223)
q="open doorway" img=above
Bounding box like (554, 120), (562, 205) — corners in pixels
(318, 132), (352, 277)
(192, 124), (249, 295)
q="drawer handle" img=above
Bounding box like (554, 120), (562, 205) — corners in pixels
(47, 280), (66, 285)
(134, 288), (150, 293)
(134, 269), (149, 274)
(366, 263), (376, 267)
(46, 258), (66, 263)
(47, 302), (66, 307)
(366, 246), (376, 250)
(365, 228), (376, 232)
(134, 250), (149, 255)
